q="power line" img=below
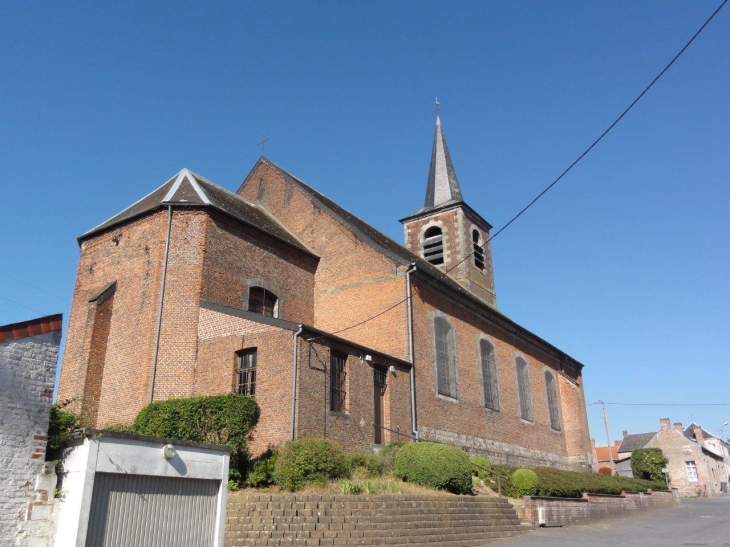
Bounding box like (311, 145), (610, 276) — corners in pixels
(439, 0), (729, 280)
(0, 272), (66, 301)
(319, 0), (728, 339)
(0, 294), (44, 315)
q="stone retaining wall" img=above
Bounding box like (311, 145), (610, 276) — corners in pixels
(522, 489), (679, 527)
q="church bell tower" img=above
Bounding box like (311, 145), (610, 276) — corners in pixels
(400, 115), (497, 308)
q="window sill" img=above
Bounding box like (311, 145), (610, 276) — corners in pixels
(436, 392), (459, 404)
(328, 411), (351, 419)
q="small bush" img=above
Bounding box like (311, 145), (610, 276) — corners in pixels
(247, 448), (278, 487)
(598, 467), (613, 476)
(274, 439), (349, 492)
(347, 453), (367, 470)
(511, 469), (539, 496)
(631, 448), (668, 482)
(379, 441), (405, 473)
(340, 481), (363, 495)
(471, 456), (492, 480)
(393, 442), (472, 494)
(365, 454), (385, 477)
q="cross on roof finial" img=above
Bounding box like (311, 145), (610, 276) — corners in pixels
(258, 134), (269, 156)
(435, 97), (440, 116)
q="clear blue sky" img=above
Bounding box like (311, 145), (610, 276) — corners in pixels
(2, 2), (729, 445)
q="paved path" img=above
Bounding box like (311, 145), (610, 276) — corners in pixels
(489, 496), (730, 547)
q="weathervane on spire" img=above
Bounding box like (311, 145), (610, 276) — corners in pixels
(435, 97), (440, 116)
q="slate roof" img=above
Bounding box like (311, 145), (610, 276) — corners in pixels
(79, 169), (314, 256)
(244, 157), (585, 371)
(683, 423), (717, 442)
(424, 116), (463, 209)
(618, 432), (657, 453)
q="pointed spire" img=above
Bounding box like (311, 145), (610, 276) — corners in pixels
(424, 116), (463, 208)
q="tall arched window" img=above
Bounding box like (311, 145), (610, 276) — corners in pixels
(248, 286), (278, 317)
(515, 356), (533, 421)
(423, 226), (444, 265)
(434, 316), (457, 398)
(473, 229), (485, 271)
(545, 371), (561, 431)
(479, 339), (499, 411)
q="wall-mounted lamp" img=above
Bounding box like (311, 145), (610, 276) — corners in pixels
(364, 355), (372, 362)
(162, 444), (176, 460)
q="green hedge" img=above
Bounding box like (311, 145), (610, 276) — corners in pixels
(393, 442), (472, 494)
(132, 393), (260, 486)
(274, 439), (349, 491)
(247, 448), (278, 487)
(527, 467), (665, 498)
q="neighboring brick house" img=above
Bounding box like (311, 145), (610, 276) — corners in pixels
(618, 418), (726, 497)
(0, 314), (62, 546)
(593, 440), (624, 474)
(57, 116), (594, 469)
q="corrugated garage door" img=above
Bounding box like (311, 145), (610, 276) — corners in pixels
(85, 473), (219, 547)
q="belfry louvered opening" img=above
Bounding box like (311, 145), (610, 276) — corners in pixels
(423, 226), (444, 265)
(473, 230), (485, 270)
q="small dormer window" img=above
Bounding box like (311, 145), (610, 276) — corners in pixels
(423, 226), (444, 265)
(473, 230), (485, 271)
(248, 287), (278, 317)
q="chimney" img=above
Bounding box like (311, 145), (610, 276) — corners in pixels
(622, 430), (628, 438)
(660, 418), (670, 431)
(614, 440), (621, 447)
(674, 422), (683, 433)
(693, 425), (704, 445)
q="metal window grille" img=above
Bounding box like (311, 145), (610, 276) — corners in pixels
(423, 227), (444, 265)
(516, 357), (533, 421)
(545, 371), (561, 430)
(248, 287), (277, 317)
(473, 230), (485, 270)
(236, 349), (257, 396)
(685, 461), (698, 482)
(480, 339), (499, 411)
(330, 352), (347, 412)
(435, 317), (457, 398)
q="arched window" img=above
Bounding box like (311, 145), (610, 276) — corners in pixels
(423, 226), (444, 265)
(545, 371), (561, 430)
(479, 339), (499, 411)
(473, 229), (485, 271)
(434, 316), (457, 398)
(248, 287), (278, 317)
(515, 356), (533, 421)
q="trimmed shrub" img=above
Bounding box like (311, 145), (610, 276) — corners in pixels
(598, 467), (612, 476)
(631, 448), (668, 482)
(471, 456), (492, 481)
(274, 438), (349, 491)
(247, 448), (278, 487)
(511, 469), (539, 496)
(531, 467), (665, 498)
(379, 441), (405, 473)
(393, 442), (472, 494)
(132, 394), (260, 486)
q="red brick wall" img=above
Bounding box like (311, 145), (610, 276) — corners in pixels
(196, 307), (295, 455)
(58, 210), (167, 425)
(196, 306), (412, 456)
(411, 281), (592, 468)
(201, 211), (317, 325)
(237, 163), (409, 360)
(522, 490), (677, 527)
(83, 290), (114, 425)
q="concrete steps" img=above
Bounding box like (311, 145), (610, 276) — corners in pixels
(225, 494), (526, 547)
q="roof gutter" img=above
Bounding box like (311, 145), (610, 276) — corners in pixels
(406, 262), (419, 441)
(149, 205), (172, 404)
(290, 324), (304, 440)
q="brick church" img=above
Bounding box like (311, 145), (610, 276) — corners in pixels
(58, 117), (594, 469)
